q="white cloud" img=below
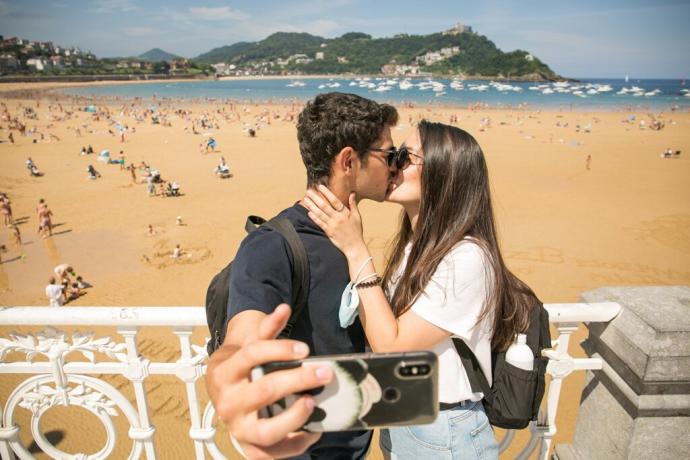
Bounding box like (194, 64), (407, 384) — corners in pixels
(124, 27), (157, 37)
(189, 6), (249, 21)
(91, 0), (138, 14)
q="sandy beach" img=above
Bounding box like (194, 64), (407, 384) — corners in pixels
(1, 82), (689, 459)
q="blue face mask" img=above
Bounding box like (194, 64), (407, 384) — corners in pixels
(338, 258), (376, 328)
(339, 281), (360, 328)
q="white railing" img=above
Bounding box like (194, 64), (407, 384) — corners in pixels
(0, 303), (621, 460)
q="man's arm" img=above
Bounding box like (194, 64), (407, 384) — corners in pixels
(206, 304), (334, 460)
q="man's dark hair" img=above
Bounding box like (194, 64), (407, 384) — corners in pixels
(297, 92), (398, 186)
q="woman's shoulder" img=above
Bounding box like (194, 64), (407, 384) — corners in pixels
(447, 238), (490, 265)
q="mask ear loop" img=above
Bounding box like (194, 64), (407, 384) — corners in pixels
(352, 257), (374, 285)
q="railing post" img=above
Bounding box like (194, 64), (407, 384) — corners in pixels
(118, 326), (157, 459)
(173, 326), (209, 460)
(554, 286), (690, 460)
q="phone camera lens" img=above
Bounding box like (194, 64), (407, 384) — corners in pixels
(383, 387), (400, 403)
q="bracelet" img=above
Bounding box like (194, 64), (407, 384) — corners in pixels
(356, 275), (382, 289)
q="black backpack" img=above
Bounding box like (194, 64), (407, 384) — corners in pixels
(205, 215), (310, 356)
(453, 297), (551, 429)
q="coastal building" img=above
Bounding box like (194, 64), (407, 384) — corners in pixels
(26, 57), (48, 71)
(50, 55), (64, 68)
(416, 47), (460, 66)
(0, 52), (19, 72)
(525, 54), (535, 62)
(315, 52), (324, 60)
(337, 56), (349, 64)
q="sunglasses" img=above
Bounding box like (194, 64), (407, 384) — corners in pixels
(367, 145), (423, 170)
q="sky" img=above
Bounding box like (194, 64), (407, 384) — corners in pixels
(1, 0), (689, 78)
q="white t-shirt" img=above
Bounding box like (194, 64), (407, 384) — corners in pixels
(388, 239), (494, 403)
(45, 283), (64, 307)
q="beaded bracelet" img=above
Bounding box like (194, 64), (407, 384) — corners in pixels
(356, 275), (382, 289)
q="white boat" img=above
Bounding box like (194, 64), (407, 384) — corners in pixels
(286, 81), (306, 88)
(586, 89), (599, 95)
(541, 88), (554, 95)
(373, 85), (392, 92)
(399, 80), (414, 90)
(435, 91), (446, 97)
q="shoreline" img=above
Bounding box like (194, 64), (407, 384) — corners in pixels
(0, 81), (684, 114)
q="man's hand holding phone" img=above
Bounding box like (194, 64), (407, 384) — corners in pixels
(205, 304), (334, 460)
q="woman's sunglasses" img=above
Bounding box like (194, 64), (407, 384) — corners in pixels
(367, 145), (423, 170)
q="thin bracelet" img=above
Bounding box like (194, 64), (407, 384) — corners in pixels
(356, 275), (382, 289)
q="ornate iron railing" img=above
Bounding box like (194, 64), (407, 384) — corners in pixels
(0, 302), (621, 459)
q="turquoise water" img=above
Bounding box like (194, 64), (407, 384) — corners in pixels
(62, 77), (690, 110)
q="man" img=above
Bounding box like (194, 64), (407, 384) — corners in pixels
(45, 277), (65, 307)
(206, 92), (399, 459)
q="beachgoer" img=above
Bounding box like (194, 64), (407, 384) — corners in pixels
(171, 244), (182, 260)
(69, 282), (81, 301)
(10, 224), (21, 247)
(37, 202), (53, 238)
(303, 121), (542, 459)
(119, 151), (125, 170)
(45, 277), (65, 307)
(8, 132), (14, 144)
(206, 92), (399, 459)
(0, 194), (13, 226)
(586, 154), (592, 170)
(146, 177), (155, 196)
(0, 244), (6, 263)
(87, 164), (101, 180)
(147, 224), (155, 236)
(76, 276), (87, 290)
(54, 263), (75, 283)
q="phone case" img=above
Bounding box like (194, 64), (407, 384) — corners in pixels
(250, 351), (438, 432)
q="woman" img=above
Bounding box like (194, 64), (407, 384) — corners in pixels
(304, 121), (537, 459)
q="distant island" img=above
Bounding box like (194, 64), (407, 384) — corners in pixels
(0, 24), (563, 81)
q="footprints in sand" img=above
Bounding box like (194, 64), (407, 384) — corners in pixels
(505, 245), (690, 285)
(626, 214), (690, 254)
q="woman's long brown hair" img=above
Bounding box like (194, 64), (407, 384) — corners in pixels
(382, 120), (537, 351)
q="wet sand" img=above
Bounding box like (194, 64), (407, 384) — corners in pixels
(0, 84), (689, 459)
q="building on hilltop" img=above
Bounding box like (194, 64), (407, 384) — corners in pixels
(443, 23), (473, 35)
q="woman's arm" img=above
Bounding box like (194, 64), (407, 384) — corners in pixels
(304, 187), (450, 352)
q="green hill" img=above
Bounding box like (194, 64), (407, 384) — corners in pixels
(194, 30), (560, 80)
(138, 48), (180, 62)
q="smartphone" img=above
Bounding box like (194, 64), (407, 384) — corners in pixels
(250, 351), (438, 432)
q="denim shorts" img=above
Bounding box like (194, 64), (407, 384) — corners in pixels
(379, 400), (498, 460)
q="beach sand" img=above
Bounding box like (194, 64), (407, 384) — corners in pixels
(0, 84), (689, 459)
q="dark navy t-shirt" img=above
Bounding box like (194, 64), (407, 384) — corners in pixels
(228, 203), (371, 459)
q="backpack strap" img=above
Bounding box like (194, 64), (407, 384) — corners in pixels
(263, 217), (310, 338)
(452, 338), (494, 403)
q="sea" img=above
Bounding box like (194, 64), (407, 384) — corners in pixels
(62, 77), (690, 111)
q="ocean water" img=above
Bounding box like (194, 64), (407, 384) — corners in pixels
(62, 77), (690, 110)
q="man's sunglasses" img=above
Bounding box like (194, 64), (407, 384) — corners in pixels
(367, 145), (423, 170)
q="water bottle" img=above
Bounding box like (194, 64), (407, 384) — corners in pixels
(505, 334), (534, 371)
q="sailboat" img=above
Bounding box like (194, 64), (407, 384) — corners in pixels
(625, 74), (629, 83)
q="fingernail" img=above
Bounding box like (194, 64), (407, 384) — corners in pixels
(304, 396), (315, 410)
(315, 365), (333, 381)
(293, 342), (309, 356)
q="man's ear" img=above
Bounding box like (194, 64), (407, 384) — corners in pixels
(335, 147), (355, 176)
